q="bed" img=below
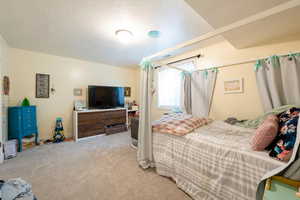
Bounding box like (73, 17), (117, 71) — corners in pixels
(153, 120), (284, 200)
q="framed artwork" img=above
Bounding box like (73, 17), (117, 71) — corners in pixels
(3, 76), (10, 95)
(223, 78), (244, 94)
(73, 88), (83, 96)
(124, 87), (131, 97)
(36, 73), (50, 98)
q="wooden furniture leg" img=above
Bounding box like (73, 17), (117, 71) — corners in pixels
(35, 132), (39, 145)
(18, 137), (22, 152)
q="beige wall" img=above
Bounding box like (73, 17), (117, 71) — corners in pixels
(153, 40), (300, 120)
(0, 34), (9, 163)
(9, 48), (139, 140)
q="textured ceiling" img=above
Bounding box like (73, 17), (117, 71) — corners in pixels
(184, 0), (290, 28)
(184, 0), (300, 49)
(0, 0), (213, 67)
(221, 5), (300, 48)
(1, 0), (299, 66)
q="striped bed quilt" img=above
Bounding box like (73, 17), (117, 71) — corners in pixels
(153, 120), (284, 200)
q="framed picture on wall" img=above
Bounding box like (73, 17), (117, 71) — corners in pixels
(124, 87), (131, 97)
(36, 73), (50, 98)
(223, 78), (244, 94)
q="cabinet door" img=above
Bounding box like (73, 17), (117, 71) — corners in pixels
(8, 108), (22, 139)
(264, 180), (298, 200)
(22, 106), (37, 131)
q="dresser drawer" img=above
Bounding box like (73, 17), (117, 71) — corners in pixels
(22, 108), (37, 130)
(78, 123), (105, 138)
(105, 117), (126, 125)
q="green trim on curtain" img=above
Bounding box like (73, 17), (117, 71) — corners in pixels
(202, 70), (209, 79)
(180, 71), (191, 79)
(255, 60), (263, 71)
(139, 59), (154, 71)
(270, 55), (280, 68)
(202, 67), (218, 79)
(211, 67), (219, 73)
(254, 52), (300, 71)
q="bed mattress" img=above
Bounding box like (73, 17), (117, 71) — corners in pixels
(153, 120), (284, 200)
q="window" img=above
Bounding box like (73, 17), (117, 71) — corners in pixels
(175, 60), (196, 72)
(157, 68), (181, 108)
(157, 60), (196, 108)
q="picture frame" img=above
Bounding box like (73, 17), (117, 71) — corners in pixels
(36, 73), (50, 98)
(223, 78), (244, 94)
(124, 87), (131, 97)
(73, 88), (83, 96)
(3, 76), (10, 96)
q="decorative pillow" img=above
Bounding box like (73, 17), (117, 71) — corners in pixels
(269, 107), (300, 161)
(251, 115), (279, 151)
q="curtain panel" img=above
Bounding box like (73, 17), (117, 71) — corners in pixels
(137, 60), (154, 169)
(191, 70), (217, 117)
(256, 55), (300, 112)
(255, 54), (300, 199)
(182, 72), (192, 114)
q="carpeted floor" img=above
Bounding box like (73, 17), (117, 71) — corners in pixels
(0, 131), (191, 200)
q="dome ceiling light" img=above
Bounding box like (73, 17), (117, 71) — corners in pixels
(115, 29), (133, 44)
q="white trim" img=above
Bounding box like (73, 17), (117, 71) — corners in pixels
(76, 134), (106, 142)
(146, 0), (300, 61)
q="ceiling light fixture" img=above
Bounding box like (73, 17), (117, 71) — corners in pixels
(115, 29), (133, 44)
(148, 30), (161, 38)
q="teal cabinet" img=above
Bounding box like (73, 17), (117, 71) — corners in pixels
(8, 106), (38, 152)
(264, 177), (300, 200)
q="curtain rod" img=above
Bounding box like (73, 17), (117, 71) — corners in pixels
(154, 54), (201, 69)
(192, 51), (300, 73)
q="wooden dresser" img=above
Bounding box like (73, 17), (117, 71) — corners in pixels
(73, 108), (128, 141)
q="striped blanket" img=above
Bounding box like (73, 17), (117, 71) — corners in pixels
(153, 121), (284, 200)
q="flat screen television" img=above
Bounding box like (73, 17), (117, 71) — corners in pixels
(88, 86), (125, 109)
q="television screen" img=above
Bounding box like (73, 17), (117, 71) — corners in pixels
(88, 86), (125, 109)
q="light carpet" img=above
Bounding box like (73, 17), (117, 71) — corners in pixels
(0, 131), (191, 200)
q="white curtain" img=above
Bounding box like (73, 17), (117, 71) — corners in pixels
(182, 72), (192, 114)
(137, 61), (154, 169)
(191, 70), (217, 117)
(256, 55), (300, 112)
